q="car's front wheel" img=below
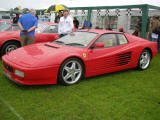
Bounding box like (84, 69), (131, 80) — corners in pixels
(58, 58), (84, 86)
(138, 49), (151, 70)
(1, 41), (21, 56)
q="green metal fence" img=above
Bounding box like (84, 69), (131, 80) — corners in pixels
(69, 4), (160, 38)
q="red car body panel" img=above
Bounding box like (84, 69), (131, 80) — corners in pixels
(2, 30), (158, 85)
(0, 22), (59, 51)
(2, 43), (87, 85)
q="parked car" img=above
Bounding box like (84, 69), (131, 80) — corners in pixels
(38, 15), (50, 22)
(2, 29), (158, 86)
(0, 20), (17, 31)
(0, 22), (59, 55)
(0, 15), (11, 21)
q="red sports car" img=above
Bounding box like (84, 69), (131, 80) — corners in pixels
(2, 29), (158, 86)
(0, 20), (15, 31)
(0, 22), (59, 55)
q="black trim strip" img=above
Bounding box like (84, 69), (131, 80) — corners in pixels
(44, 44), (59, 48)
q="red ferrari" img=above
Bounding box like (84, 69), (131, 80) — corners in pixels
(0, 22), (59, 56)
(2, 29), (158, 86)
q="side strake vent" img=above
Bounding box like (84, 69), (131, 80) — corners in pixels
(44, 44), (59, 49)
(117, 52), (132, 66)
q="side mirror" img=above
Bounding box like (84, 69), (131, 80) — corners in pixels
(93, 42), (104, 48)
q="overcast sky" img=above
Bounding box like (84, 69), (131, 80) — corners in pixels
(0, 0), (160, 10)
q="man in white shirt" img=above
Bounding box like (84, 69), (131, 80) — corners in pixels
(58, 10), (74, 37)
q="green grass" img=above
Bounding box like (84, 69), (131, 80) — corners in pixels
(0, 54), (160, 120)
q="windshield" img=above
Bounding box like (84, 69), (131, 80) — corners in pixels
(35, 23), (48, 33)
(52, 31), (98, 47)
(0, 21), (11, 31)
(10, 24), (19, 31)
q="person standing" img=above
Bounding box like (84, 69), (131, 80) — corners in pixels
(132, 25), (141, 37)
(149, 15), (160, 41)
(83, 19), (92, 29)
(13, 14), (19, 24)
(73, 17), (79, 29)
(105, 25), (112, 30)
(152, 25), (160, 52)
(58, 10), (74, 38)
(158, 31), (160, 53)
(18, 9), (38, 46)
(54, 11), (63, 23)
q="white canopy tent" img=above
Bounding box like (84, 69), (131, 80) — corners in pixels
(53, 0), (160, 8)
(0, 8), (8, 12)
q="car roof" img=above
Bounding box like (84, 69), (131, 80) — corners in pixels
(79, 29), (122, 34)
(0, 20), (11, 23)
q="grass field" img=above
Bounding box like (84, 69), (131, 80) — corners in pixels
(0, 54), (160, 120)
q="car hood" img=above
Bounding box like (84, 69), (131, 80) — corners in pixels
(3, 42), (85, 68)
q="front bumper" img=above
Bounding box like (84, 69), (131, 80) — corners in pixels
(2, 57), (60, 85)
(3, 70), (24, 85)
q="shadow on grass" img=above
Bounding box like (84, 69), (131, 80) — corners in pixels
(89, 68), (135, 78)
(83, 68), (136, 81)
(5, 77), (60, 90)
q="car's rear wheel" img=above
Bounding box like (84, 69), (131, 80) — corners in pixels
(138, 49), (151, 70)
(58, 58), (84, 86)
(1, 41), (21, 56)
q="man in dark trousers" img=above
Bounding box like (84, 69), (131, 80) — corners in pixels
(18, 9), (38, 46)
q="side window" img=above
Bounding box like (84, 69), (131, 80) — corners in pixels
(11, 24), (19, 31)
(117, 34), (128, 45)
(95, 34), (118, 48)
(43, 25), (58, 33)
(0, 22), (11, 31)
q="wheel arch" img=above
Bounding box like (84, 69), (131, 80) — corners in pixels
(0, 39), (21, 56)
(58, 56), (86, 78)
(1, 39), (21, 49)
(137, 47), (152, 70)
(142, 47), (153, 59)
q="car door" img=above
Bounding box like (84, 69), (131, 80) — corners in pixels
(87, 33), (132, 77)
(35, 25), (59, 43)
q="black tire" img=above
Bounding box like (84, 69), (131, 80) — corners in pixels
(1, 41), (21, 56)
(58, 58), (84, 86)
(137, 49), (151, 70)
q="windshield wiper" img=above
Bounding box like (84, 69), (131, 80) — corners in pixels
(65, 43), (84, 46)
